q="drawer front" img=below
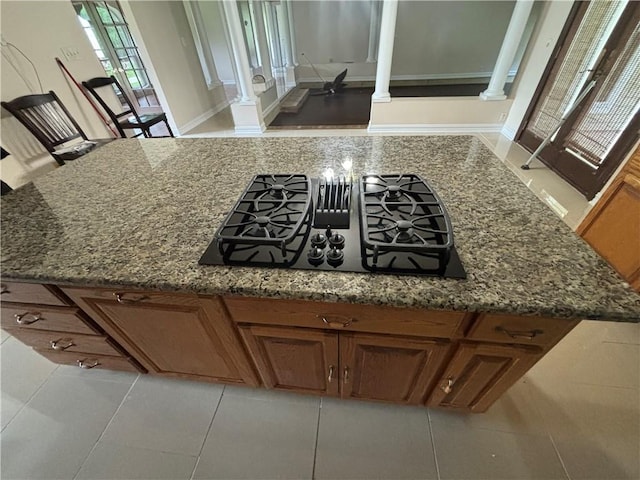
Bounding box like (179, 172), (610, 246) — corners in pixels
(467, 313), (579, 347)
(0, 282), (69, 306)
(35, 349), (141, 373)
(224, 296), (465, 338)
(60, 286), (200, 308)
(6, 328), (121, 356)
(1, 303), (100, 334)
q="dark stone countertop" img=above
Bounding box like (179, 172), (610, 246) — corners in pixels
(2, 136), (639, 321)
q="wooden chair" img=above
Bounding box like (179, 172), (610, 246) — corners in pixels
(1, 91), (110, 166)
(82, 76), (174, 138)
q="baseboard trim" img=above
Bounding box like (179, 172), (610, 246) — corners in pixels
(234, 124), (266, 135)
(177, 100), (230, 135)
(296, 70), (517, 85)
(262, 98), (280, 124)
(367, 123), (504, 134)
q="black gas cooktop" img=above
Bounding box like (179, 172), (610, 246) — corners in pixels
(199, 173), (466, 278)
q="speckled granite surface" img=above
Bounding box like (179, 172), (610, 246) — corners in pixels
(2, 136), (639, 321)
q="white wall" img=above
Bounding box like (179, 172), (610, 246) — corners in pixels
(123, 0), (225, 133)
(198, 0), (236, 84)
(0, 0), (117, 186)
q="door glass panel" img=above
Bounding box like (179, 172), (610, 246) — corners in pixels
(564, 22), (640, 165)
(526, 1), (627, 139)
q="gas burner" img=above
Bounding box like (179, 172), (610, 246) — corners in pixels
(245, 216), (275, 238)
(394, 220), (415, 243)
(385, 185), (403, 200)
(269, 184), (285, 199)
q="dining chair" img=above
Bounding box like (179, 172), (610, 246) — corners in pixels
(82, 76), (174, 139)
(1, 91), (110, 166)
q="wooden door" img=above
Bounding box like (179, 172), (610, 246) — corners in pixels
(61, 288), (258, 386)
(340, 332), (450, 405)
(238, 325), (339, 397)
(517, 1), (640, 199)
(427, 343), (542, 412)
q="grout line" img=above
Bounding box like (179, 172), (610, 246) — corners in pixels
(549, 433), (572, 480)
(426, 409), (442, 480)
(189, 385), (226, 480)
(71, 374), (140, 480)
(311, 397), (323, 480)
(0, 361), (59, 433)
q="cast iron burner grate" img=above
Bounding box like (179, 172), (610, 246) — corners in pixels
(359, 174), (454, 274)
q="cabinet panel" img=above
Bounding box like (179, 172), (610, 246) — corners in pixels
(239, 325), (339, 396)
(427, 343), (542, 412)
(5, 328), (121, 356)
(36, 349), (141, 373)
(61, 287), (258, 386)
(225, 296), (465, 338)
(340, 333), (450, 404)
(0, 282), (69, 306)
(1, 303), (100, 334)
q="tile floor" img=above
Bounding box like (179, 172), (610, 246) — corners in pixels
(2, 127), (638, 479)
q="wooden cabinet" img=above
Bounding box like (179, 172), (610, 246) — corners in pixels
(578, 145), (640, 291)
(61, 287), (259, 386)
(239, 325), (339, 396)
(427, 343), (543, 412)
(238, 324), (451, 405)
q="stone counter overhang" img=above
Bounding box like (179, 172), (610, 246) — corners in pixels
(2, 136), (639, 322)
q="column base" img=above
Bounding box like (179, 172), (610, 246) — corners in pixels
(371, 92), (392, 103)
(230, 99), (266, 135)
(479, 90), (507, 101)
(285, 66), (296, 88)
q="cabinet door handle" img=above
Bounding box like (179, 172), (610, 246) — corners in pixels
(441, 377), (454, 394)
(343, 366), (349, 384)
(495, 326), (543, 340)
(0, 284), (9, 294)
(114, 293), (149, 304)
(77, 359), (100, 369)
(14, 312), (43, 325)
(50, 338), (75, 351)
(318, 315), (353, 328)
(328, 365), (335, 383)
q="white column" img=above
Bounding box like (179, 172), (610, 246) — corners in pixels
(285, 0), (298, 65)
(222, 0), (257, 103)
(251, 0), (274, 88)
(372, 0), (398, 102)
(366, 0), (380, 63)
(279, 2), (294, 67)
(222, 0), (265, 134)
(480, 0), (535, 101)
(184, 1), (222, 87)
(264, 4), (282, 68)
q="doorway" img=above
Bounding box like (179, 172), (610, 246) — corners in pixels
(517, 1), (640, 200)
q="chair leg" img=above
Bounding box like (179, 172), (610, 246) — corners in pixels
(143, 129), (150, 138)
(165, 120), (175, 138)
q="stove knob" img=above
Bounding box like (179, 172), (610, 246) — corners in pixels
(310, 233), (327, 248)
(307, 246), (324, 265)
(328, 233), (345, 249)
(326, 247), (344, 266)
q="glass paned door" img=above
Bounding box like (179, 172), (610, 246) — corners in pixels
(518, 1), (640, 200)
(74, 0), (160, 113)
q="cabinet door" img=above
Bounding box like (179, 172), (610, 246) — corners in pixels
(340, 332), (450, 405)
(427, 343), (543, 412)
(239, 325), (339, 397)
(61, 287), (258, 386)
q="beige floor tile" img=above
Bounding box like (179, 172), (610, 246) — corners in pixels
(99, 375), (222, 456)
(314, 398), (437, 480)
(0, 337), (57, 429)
(223, 384), (321, 406)
(429, 378), (548, 436)
(75, 441), (197, 480)
(53, 363), (141, 383)
(0, 329), (11, 344)
(432, 426), (567, 480)
(193, 392), (319, 479)
(0, 375), (131, 480)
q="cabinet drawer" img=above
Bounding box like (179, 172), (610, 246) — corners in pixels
(1, 303), (100, 334)
(35, 349), (141, 373)
(224, 296), (465, 338)
(6, 328), (121, 356)
(467, 313), (579, 347)
(0, 282), (69, 306)
(60, 286), (199, 307)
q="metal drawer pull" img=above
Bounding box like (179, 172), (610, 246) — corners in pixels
(319, 315), (353, 328)
(50, 338), (75, 351)
(495, 326), (544, 340)
(441, 377), (454, 394)
(77, 359), (100, 369)
(114, 293), (149, 304)
(328, 365), (335, 383)
(0, 284), (9, 294)
(343, 366), (349, 384)
(14, 312), (43, 325)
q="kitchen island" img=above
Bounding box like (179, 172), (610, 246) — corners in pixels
(2, 136), (639, 412)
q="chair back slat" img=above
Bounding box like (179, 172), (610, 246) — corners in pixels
(82, 76), (140, 138)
